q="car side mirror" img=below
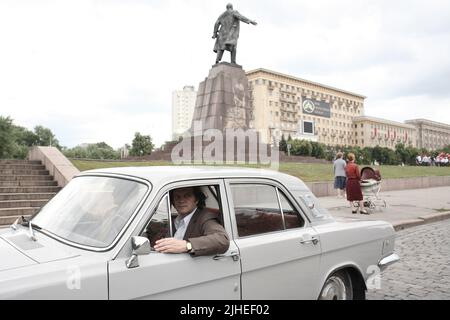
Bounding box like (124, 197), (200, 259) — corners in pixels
(125, 236), (151, 269)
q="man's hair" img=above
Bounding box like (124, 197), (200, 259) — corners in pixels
(336, 152), (343, 159)
(226, 3), (233, 10)
(170, 187), (206, 210)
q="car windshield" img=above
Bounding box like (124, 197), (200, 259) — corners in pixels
(32, 176), (149, 248)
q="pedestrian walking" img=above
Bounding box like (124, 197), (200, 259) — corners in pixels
(333, 152), (347, 198)
(345, 153), (368, 214)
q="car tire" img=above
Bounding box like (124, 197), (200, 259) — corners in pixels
(318, 270), (354, 300)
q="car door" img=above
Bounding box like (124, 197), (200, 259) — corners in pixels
(225, 179), (322, 299)
(108, 179), (241, 299)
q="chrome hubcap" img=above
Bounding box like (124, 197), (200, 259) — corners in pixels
(319, 276), (348, 300)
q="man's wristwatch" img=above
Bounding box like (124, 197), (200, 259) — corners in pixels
(186, 241), (192, 253)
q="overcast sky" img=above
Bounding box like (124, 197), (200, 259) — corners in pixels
(1, 0), (449, 149)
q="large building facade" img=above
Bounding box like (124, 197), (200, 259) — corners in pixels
(352, 116), (417, 149)
(405, 119), (450, 150)
(246, 68), (366, 146)
(172, 86), (197, 140)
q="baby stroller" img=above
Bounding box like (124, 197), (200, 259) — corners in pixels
(357, 167), (387, 212)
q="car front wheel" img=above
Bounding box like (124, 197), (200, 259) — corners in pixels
(318, 270), (353, 300)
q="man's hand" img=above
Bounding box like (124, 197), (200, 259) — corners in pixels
(251, 20), (257, 25)
(154, 238), (188, 254)
(212, 33), (217, 39)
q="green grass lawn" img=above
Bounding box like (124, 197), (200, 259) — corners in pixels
(71, 159), (450, 182)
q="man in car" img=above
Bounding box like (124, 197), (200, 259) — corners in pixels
(153, 187), (230, 256)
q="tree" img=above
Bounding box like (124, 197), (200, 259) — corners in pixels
(395, 143), (409, 165)
(360, 147), (373, 165)
(404, 146), (420, 165)
(13, 126), (38, 147)
(291, 139), (312, 156)
(34, 125), (61, 149)
(88, 142), (119, 159)
(279, 134), (287, 152)
(130, 132), (154, 156)
(63, 146), (88, 159)
(0, 116), (15, 158)
(63, 142), (120, 160)
(311, 142), (325, 159)
(95, 142), (111, 149)
(371, 146), (383, 164)
(0, 116), (62, 159)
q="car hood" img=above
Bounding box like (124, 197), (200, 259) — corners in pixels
(0, 228), (79, 272)
(0, 237), (37, 272)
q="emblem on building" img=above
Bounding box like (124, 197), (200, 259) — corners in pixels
(302, 99), (315, 114)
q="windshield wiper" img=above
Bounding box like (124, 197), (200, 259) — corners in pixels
(19, 216), (41, 241)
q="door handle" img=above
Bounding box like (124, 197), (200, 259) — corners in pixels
(213, 251), (240, 262)
(299, 237), (319, 245)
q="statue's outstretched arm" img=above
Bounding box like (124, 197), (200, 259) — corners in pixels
(233, 11), (257, 25)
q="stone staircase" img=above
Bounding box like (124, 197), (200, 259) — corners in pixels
(0, 159), (61, 227)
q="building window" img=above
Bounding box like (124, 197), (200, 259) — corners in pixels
(302, 120), (315, 135)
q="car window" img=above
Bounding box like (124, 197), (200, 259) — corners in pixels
(32, 176), (148, 248)
(141, 185), (224, 247)
(143, 194), (171, 248)
(230, 184), (284, 237)
(278, 189), (305, 229)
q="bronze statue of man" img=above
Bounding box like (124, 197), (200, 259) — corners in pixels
(212, 3), (257, 65)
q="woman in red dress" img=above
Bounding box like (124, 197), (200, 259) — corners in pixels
(345, 153), (368, 214)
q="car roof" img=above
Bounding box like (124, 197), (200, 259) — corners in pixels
(78, 166), (309, 191)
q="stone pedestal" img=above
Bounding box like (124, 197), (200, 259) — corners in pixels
(179, 63), (277, 165)
(190, 62), (254, 135)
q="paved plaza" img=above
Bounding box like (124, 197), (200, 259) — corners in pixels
(319, 186), (450, 230)
(319, 186), (450, 300)
(367, 219), (450, 300)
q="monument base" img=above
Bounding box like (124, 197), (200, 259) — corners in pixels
(170, 132), (277, 164)
(190, 62), (253, 135)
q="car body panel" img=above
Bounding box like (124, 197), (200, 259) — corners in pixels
(313, 219), (396, 297)
(0, 237), (37, 272)
(108, 245), (241, 299)
(0, 228), (108, 299)
(223, 177), (322, 299)
(1, 230), (79, 263)
(233, 229), (322, 299)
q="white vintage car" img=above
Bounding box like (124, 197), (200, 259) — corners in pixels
(0, 167), (399, 300)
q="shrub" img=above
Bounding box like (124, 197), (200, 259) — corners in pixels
(291, 140), (312, 156)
